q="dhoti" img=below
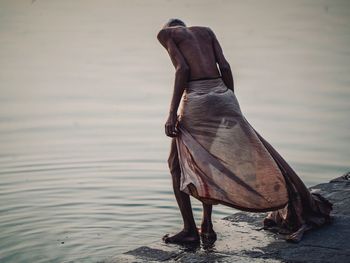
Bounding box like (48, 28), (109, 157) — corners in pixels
(172, 78), (332, 231)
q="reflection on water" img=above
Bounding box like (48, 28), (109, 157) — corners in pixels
(0, 0), (349, 262)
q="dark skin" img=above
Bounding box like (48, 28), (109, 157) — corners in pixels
(157, 24), (234, 138)
(157, 22), (234, 244)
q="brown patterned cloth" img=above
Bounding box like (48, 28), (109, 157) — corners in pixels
(176, 78), (332, 233)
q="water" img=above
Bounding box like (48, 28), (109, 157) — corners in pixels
(0, 0), (349, 262)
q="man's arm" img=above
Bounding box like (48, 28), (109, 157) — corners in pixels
(157, 29), (190, 137)
(207, 28), (234, 92)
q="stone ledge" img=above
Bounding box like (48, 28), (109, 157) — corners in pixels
(108, 173), (350, 263)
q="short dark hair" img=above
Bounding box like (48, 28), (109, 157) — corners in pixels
(164, 18), (186, 28)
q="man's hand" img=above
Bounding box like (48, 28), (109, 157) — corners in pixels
(165, 114), (179, 137)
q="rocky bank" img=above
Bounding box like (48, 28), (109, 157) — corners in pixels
(108, 173), (350, 263)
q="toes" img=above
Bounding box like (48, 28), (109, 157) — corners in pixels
(162, 232), (199, 244)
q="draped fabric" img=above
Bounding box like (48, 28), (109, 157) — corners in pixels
(175, 78), (332, 230)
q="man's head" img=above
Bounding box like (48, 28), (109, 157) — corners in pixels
(163, 18), (186, 28)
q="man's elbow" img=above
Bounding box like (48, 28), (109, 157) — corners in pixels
(220, 62), (231, 72)
(175, 65), (190, 76)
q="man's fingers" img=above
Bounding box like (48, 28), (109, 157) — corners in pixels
(165, 124), (173, 137)
(166, 125), (171, 137)
(171, 124), (178, 136)
(165, 123), (178, 137)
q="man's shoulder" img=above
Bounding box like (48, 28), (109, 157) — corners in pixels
(157, 27), (189, 45)
(188, 26), (215, 40)
(189, 26), (213, 33)
(157, 26), (214, 44)
(157, 27), (180, 42)
(157, 28), (171, 43)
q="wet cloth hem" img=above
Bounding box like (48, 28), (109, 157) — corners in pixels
(188, 186), (289, 213)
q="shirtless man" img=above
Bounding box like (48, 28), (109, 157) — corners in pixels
(157, 18), (234, 244)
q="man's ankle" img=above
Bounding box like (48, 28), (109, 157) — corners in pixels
(184, 225), (198, 233)
(201, 221), (213, 228)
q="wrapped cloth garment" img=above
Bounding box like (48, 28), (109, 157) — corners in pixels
(175, 77), (332, 233)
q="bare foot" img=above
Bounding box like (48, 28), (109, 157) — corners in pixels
(199, 222), (217, 242)
(286, 224), (312, 243)
(162, 229), (199, 244)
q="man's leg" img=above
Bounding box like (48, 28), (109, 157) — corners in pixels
(163, 138), (199, 244)
(200, 203), (217, 241)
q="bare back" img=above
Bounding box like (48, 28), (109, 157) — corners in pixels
(157, 23), (234, 133)
(166, 26), (220, 80)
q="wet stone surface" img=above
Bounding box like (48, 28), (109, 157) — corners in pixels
(107, 174), (350, 263)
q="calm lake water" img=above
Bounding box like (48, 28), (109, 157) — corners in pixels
(0, 0), (349, 262)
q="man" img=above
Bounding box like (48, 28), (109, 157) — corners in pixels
(157, 18), (332, 244)
(157, 18), (232, 244)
